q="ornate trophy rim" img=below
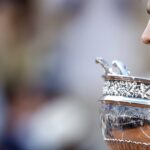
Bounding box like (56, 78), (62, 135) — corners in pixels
(104, 74), (150, 84)
(96, 57), (150, 105)
(102, 96), (150, 107)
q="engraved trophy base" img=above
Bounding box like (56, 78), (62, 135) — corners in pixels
(106, 140), (149, 150)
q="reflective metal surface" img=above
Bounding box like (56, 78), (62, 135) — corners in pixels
(97, 57), (150, 150)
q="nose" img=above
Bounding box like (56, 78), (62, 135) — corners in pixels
(141, 20), (150, 44)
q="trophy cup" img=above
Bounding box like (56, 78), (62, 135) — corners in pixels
(96, 57), (150, 150)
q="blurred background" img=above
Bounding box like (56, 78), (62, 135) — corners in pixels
(0, 0), (150, 150)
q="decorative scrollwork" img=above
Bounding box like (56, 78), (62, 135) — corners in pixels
(103, 80), (150, 100)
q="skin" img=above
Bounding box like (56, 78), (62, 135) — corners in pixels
(142, 20), (150, 44)
(142, 0), (150, 44)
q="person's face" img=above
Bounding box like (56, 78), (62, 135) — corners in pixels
(142, 0), (150, 44)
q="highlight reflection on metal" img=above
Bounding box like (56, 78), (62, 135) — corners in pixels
(103, 96), (150, 106)
(112, 60), (130, 76)
(95, 57), (130, 76)
(95, 57), (114, 75)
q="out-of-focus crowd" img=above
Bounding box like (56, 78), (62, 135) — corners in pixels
(0, 0), (149, 150)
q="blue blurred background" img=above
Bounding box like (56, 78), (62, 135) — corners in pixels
(0, 0), (150, 149)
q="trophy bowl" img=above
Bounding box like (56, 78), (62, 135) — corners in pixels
(96, 58), (150, 150)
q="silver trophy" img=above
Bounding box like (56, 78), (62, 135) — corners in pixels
(96, 57), (150, 150)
